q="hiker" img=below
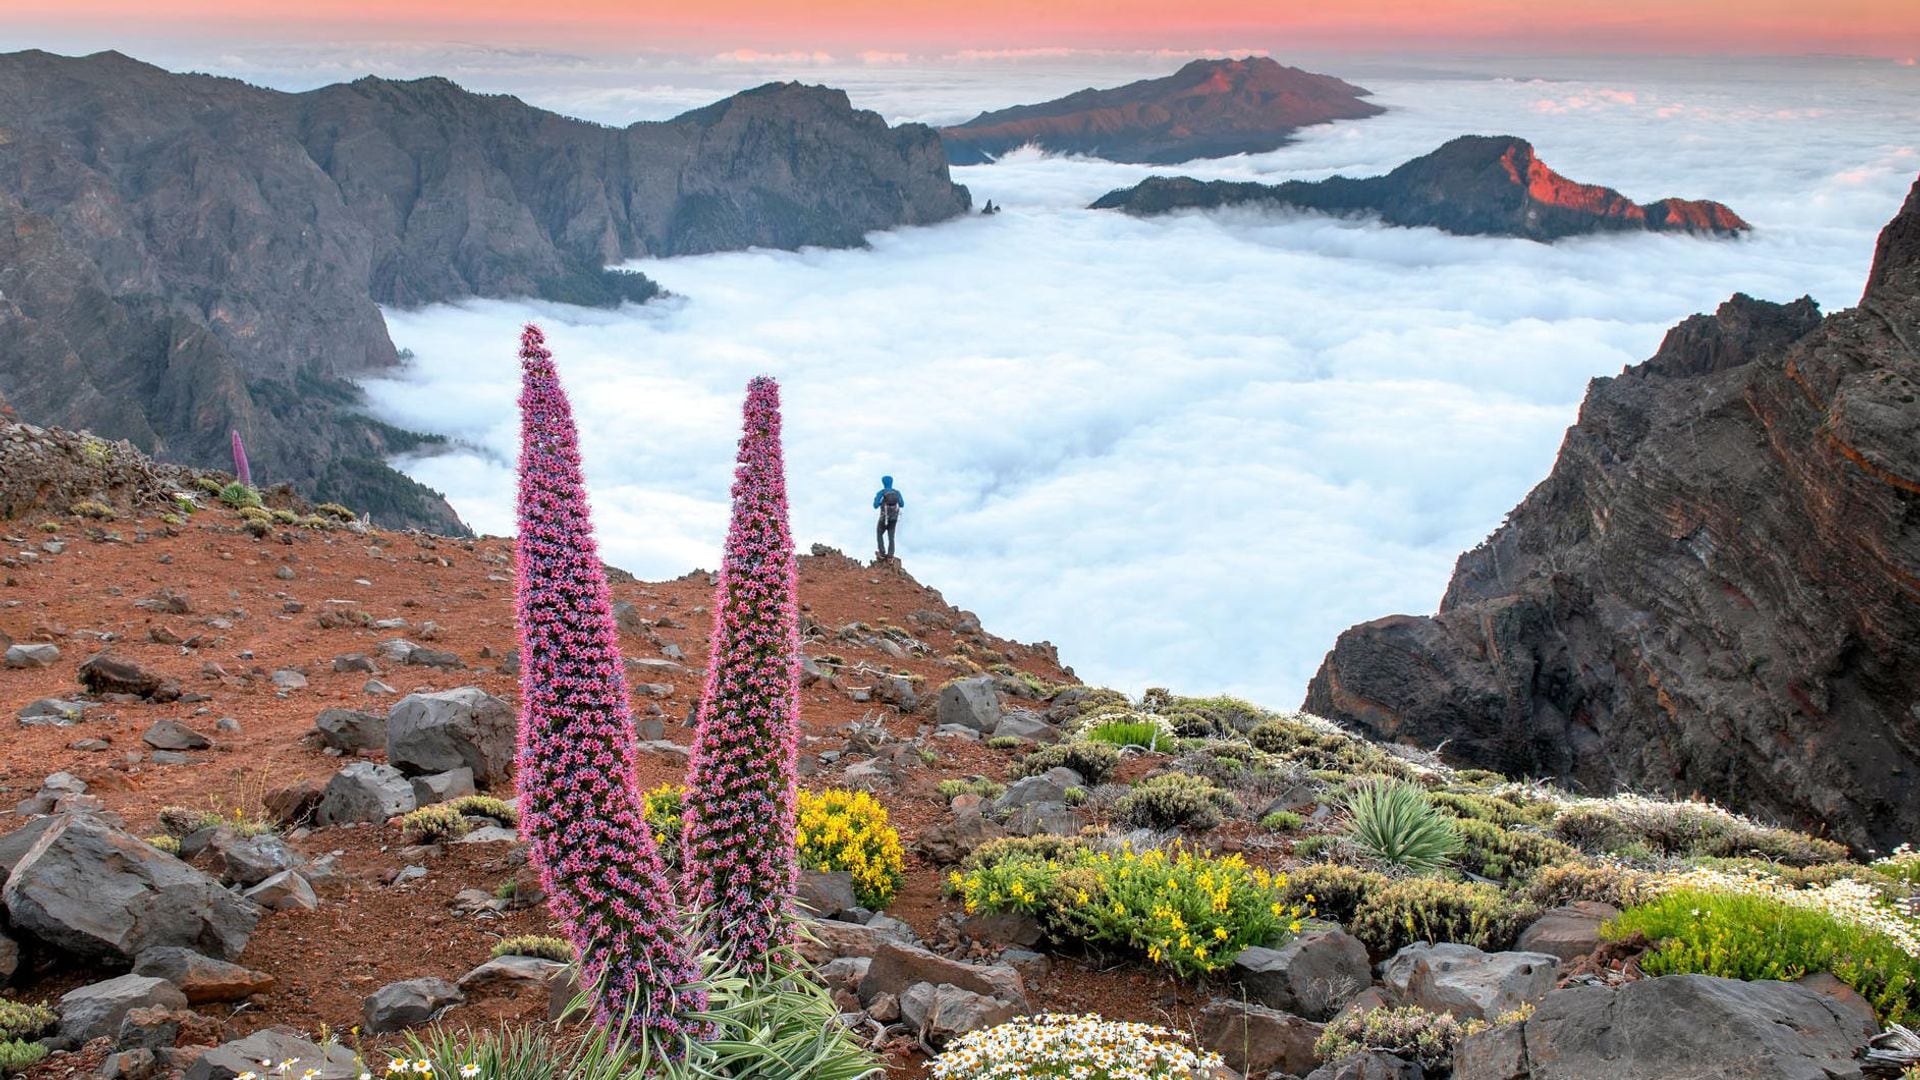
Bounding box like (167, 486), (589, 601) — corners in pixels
(873, 475), (904, 559)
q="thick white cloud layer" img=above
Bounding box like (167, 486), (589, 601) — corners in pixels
(363, 56), (1918, 707)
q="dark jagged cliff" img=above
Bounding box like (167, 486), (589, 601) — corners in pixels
(939, 57), (1382, 166)
(1305, 176), (1920, 852)
(1093, 135), (1748, 241)
(0, 50), (970, 530)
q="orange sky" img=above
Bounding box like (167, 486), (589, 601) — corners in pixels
(8, 0), (1920, 55)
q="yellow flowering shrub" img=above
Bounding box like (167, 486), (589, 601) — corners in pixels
(796, 788), (906, 910)
(931, 1014), (1223, 1079)
(642, 782), (685, 859)
(948, 843), (1311, 979)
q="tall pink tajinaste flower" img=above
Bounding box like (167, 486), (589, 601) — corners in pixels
(230, 430), (251, 488)
(511, 323), (707, 1037)
(681, 376), (802, 971)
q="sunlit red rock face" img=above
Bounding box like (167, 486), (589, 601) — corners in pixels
(940, 57), (1384, 165)
(1304, 176), (1920, 854)
(1092, 134), (1750, 242)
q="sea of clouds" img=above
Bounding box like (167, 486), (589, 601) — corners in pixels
(332, 51), (1919, 708)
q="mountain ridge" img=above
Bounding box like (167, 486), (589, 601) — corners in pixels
(1092, 134), (1750, 241)
(0, 49), (971, 532)
(1305, 173), (1920, 852)
(939, 56), (1384, 165)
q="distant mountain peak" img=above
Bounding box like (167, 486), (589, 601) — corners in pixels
(1092, 133), (1750, 242)
(939, 56), (1383, 165)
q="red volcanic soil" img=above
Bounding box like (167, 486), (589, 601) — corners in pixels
(0, 513), (1231, 1077)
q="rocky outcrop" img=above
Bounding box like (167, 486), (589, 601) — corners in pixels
(1306, 176), (1920, 852)
(940, 57), (1382, 165)
(1092, 135), (1748, 241)
(0, 49), (970, 530)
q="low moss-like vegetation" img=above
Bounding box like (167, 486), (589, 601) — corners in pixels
(1349, 877), (1534, 958)
(1113, 773), (1240, 831)
(1313, 1005), (1485, 1071)
(1012, 741), (1122, 786)
(491, 934), (575, 963)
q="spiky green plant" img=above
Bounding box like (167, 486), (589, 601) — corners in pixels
(1344, 779), (1461, 874)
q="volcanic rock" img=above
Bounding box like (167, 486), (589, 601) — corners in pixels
(941, 57), (1382, 165)
(1093, 135), (1748, 241)
(1307, 177), (1920, 851)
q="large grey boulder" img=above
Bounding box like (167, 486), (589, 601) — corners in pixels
(795, 870), (858, 920)
(858, 939), (1027, 1012)
(18, 698), (87, 726)
(1306, 1052), (1425, 1080)
(1381, 942), (1560, 1021)
(1196, 998), (1323, 1077)
(1452, 974), (1880, 1080)
(5, 642), (59, 668)
(133, 948), (275, 1004)
(936, 676), (1002, 733)
(2, 815), (260, 961)
(185, 1030), (361, 1080)
(57, 974), (188, 1045)
(218, 833), (301, 887)
(1515, 902), (1618, 963)
(363, 977), (464, 1034)
(991, 710), (1059, 744)
(313, 708), (386, 752)
(457, 955), (566, 997)
(994, 767), (1082, 811)
(386, 688), (515, 786)
(1233, 927), (1373, 1020)
(315, 762), (417, 825)
(898, 982), (1018, 1047)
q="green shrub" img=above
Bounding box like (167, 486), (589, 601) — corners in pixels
(399, 804), (471, 844)
(985, 736), (1027, 751)
(445, 795), (518, 826)
(1171, 742), (1307, 801)
(936, 777), (1007, 802)
(1313, 1005), (1485, 1071)
(315, 502), (357, 521)
(1013, 742), (1122, 786)
(194, 476), (226, 496)
(218, 482), (262, 509)
(1610, 888), (1920, 1024)
(1084, 719), (1167, 750)
(145, 834), (182, 855)
(950, 844), (1307, 978)
(1291, 834), (1344, 860)
(157, 804), (274, 839)
(1344, 780), (1461, 874)
(1142, 689), (1275, 738)
(0, 1000), (56, 1042)
(70, 500), (114, 519)
(1550, 796), (1845, 866)
(0, 1040), (48, 1075)
(160, 513), (186, 527)
(1350, 877), (1533, 957)
(269, 508), (298, 524)
(491, 934), (575, 963)
(1520, 861), (1655, 909)
(963, 835), (1087, 872)
(1261, 810), (1304, 832)
(1279, 863), (1389, 926)
(1248, 715), (1418, 781)
(1452, 818), (1579, 881)
(1873, 846), (1920, 885)
(1429, 790), (1532, 826)
(1114, 774), (1240, 831)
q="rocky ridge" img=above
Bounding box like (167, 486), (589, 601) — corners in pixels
(1306, 174), (1920, 853)
(939, 57), (1383, 165)
(1092, 134), (1750, 241)
(0, 50), (970, 532)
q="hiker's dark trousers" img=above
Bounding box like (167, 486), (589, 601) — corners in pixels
(877, 515), (897, 558)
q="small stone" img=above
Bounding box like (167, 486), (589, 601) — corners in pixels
(58, 974), (188, 1045)
(271, 669), (307, 691)
(4, 642), (60, 668)
(363, 977), (463, 1034)
(243, 870), (318, 911)
(19, 698), (87, 726)
(132, 948), (276, 1004)
(142, 720), (212, 751)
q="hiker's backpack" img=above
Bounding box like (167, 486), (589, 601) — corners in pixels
(879, 488), (902, 523)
